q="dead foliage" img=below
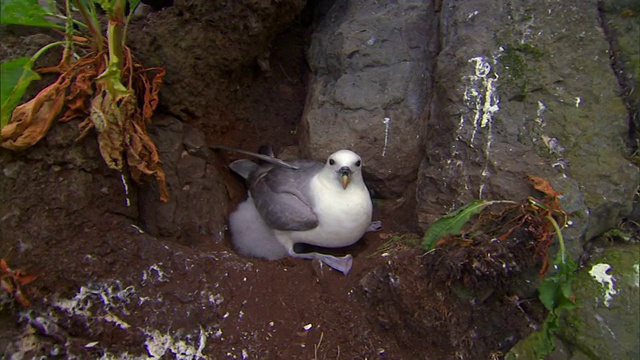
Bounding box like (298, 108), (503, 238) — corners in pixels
(1, 258), (37, 308)
(1, 39), (168, 201)
(427, 175), (567, 286)
(0, 79), (67, 150)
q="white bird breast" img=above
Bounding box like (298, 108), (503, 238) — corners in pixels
(276, 175), (373, 248)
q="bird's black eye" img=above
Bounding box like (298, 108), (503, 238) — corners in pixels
(329, 159), (335, 165)
(356, 160), (361, 167)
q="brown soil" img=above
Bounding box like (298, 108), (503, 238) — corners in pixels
(0, 10), (546, 360)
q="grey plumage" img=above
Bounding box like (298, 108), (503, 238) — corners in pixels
(229, 197), (287, 260)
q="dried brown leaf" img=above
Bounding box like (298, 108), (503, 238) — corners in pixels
(528, 175), (562, 199)
(16, 273), (38, 286)
(91, 90), (125, 170)
(14, 289), (31, 308)
(142, 68), (165, 120)
(125, 119), (169, 202)
(0, 259), (37, 308)
(1, 80), (66, 150)
(61, 70), (97, 122)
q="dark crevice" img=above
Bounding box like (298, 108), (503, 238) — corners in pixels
(597, 1), (640, 151)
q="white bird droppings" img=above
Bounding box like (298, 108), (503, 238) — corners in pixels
(382, 117), (391, 157)
(589, 263), (618, 307)
(120, 173), (131, 207)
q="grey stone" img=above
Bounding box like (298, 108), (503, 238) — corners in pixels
(0, 122), (138, 246)
(183, 126), (208, 158)
(301, 0), (439, 197)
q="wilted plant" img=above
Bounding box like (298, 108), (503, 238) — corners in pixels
(1, 258), (37, 308)
(422, 175), (577, 358)
(0, 0), (168, 200)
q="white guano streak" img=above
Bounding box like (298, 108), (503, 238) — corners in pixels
(382, 117), (391, 157)
(120, 173), (131, 207)
(465, 56), (500, 197)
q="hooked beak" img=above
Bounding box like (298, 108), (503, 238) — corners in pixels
(339, 166), (351, 189)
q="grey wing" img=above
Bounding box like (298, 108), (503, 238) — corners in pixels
(249, 161), (323, 231)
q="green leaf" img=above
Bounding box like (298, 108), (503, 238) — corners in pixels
(1, 57), (41, 128)
(128, 0), (140, 10)
(520, 224), (577, 358)
(96, 63), (131, 100)
(507, 258), (576, 359)
(94, 0), (112, 12)
(0, 0), (63, 28)
(538, 252), (577, 311)
(422, 199), (495, 250)
(505, 310), (561, 359)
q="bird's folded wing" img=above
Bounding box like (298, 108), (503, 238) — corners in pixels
(229, 159), (259, 180)
(250, 162), (321, 231)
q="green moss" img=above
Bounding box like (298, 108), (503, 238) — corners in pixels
(497, 41), (545, 100)
(602, 228), (633, 242)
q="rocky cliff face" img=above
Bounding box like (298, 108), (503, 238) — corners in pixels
(303, 0), (639, 260)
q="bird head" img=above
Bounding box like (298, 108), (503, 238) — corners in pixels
(325, 150), (363, 189)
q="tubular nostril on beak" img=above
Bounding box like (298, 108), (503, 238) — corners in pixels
(339, 166), (352, 189)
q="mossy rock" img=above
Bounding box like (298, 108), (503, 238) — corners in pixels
(554, 243), (640, 359)
(508, 242), (639, 359)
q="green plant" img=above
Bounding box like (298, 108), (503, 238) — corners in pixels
(0, 0), (168, 200)
(421, 199), (517, 251)
(528, 212), (577, 357)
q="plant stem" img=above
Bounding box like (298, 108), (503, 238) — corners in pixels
(72, 0), (103, 51)
(545, 214), (566, 263)
(92, 0), (130, 99)
(124, 0), (141, 44)
(106, 19), (124, 73)
(61, 0), (74, 66)
(30, 41), (68, 66)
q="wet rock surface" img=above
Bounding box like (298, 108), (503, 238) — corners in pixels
(600, 0), (640, 148)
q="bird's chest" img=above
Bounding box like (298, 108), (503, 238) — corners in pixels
(305, 179), (372, 247)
